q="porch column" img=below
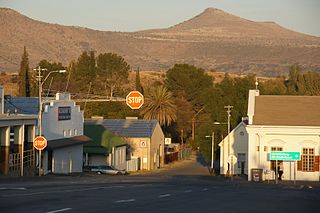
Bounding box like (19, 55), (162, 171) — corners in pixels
(0, 127), (10, 175)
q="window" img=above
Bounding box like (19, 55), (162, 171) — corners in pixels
(74, 129), (77, 136)
(63, 130), (67, 137)
(271, 147), (283, 151)
(302, 148), (314, 172)
(270, 147), (283, 170)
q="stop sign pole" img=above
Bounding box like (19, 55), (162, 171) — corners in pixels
(33, 136), (47, 176)
(126, 91), (144, 110)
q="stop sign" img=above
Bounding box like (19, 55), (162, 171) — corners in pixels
(33, 136), (47, 150)
(126, 91), (144, 109)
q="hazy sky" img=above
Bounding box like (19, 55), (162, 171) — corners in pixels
(1, 0), (319, 36)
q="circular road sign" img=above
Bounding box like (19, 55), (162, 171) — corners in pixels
(33, 136), (47, 150)
(126, 91), (144, 109)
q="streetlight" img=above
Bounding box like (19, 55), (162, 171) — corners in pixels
(205, 131), (214, 175)
(33, 66), (66, 176)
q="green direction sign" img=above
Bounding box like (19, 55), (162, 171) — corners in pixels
(270, 152), (301, 161)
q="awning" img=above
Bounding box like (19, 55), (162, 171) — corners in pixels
(46, 135), (92, 150)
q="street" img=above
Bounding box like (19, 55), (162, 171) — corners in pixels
(0, 154), (319, 213)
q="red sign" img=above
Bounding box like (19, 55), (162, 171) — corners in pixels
(33, 136), (47, 150)
(126, 91), (144, 109)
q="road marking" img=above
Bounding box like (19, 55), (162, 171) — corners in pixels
(159, 194), (171, 198)
(184, 190), (192, 193)
(1, 186), (122, 198)
(115, 199), (136, 203)
(202, 188), (208, 191)
(0, 187), (27, 190)
(46, 208), (72, 213)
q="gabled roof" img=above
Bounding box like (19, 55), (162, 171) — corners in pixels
(101, 119), (158, 138)
(253, 95), (320, 126)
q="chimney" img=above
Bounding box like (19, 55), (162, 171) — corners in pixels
(0, 85), (4, 114)
(247, 90), (259, 125)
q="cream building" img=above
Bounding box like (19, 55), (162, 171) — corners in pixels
(102, 118), (165, 170)
(219, 90), (320, 181)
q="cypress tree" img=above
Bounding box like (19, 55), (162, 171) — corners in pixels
(19, 46), (31, 97)
(135, 67), (143, 94)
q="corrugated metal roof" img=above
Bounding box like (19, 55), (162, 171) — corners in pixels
(47, 135), (92, 150)
(4, 96), (39, 114)
(102, 119), (158, 138)
(253, 95), (320, 126)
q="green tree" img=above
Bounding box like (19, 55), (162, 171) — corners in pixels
(135, 67), (143, 94)
(96, 53), (130, 98)
(141, 85), (177, 126)
(73, 51), (96, 93)
(18, 46), (31, 96)
(165, 64), (213, 105)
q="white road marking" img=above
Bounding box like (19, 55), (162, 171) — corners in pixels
(202, 188), (208, 191)
(46, 208), (72, 213)
(184, 190), (192, 193)
(159, 194), (171, 198)
(0, 187), (27, 190)
(1, 186), (123, 198)
(115, 199), (136, 203)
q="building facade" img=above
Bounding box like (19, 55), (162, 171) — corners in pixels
(88, 118), (165, 171)
(219, 90), (320, 181)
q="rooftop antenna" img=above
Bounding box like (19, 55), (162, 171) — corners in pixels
(255, 77), (259, 90)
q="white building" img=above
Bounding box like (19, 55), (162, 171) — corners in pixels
(4, 91), (90, 175)
(42, 93), (90, 174)
(219, 90), (320, 181)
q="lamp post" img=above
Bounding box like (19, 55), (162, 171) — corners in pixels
(34, 66), (66, 176)
(205, 131), (214, 175)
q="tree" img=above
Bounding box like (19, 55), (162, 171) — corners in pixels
(135, 67), (143, 94)
(18, 46), (31, 96)
(97, 53), (130, 98)
(165, 64), (213, 105)
(141, 85), (177, 126)
(73, 51), (96, 93)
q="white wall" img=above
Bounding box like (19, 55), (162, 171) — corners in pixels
(42, 93), (83, 141)
(51, 145), (83, 174)
(246, 125), (320, 181)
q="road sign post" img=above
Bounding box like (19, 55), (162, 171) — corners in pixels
(33, 136), (47, 176)
(270, 152), (300, 184)
(126, 91), (144, 110)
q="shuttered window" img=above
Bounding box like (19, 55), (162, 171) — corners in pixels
(302, 148), (314, 172)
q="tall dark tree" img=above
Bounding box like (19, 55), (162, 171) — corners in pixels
(135, 67), (143, 94)
(18, 46), (31, 96)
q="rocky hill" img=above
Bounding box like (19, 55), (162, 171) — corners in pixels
(1, 7), (320, 76)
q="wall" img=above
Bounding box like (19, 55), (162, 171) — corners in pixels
(219, 122), (248, 175)
(42, 93), (83, 141)
(127, 137), (150, 170)
(246, 125), (320, 181)
(50, 145), (83, 174)
(150, 123), (164, 170)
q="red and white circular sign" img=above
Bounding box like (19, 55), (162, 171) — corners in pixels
(33, 136), (47, 150)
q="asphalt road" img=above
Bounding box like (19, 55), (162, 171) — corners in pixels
(0, 154), (319, 213)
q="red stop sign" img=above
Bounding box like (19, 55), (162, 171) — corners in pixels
(126, 91), (144, 109)
(33, 136), (47, 150)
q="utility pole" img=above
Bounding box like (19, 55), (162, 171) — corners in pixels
(34, 66), (66, 176)
(224, 105), (233, 176)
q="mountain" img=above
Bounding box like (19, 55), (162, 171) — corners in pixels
(1, 7), (320, 75)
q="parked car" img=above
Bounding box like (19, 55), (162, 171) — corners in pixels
(91, 165), (127, 175)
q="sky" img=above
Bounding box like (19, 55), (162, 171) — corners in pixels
(0, 0), (319, 36)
